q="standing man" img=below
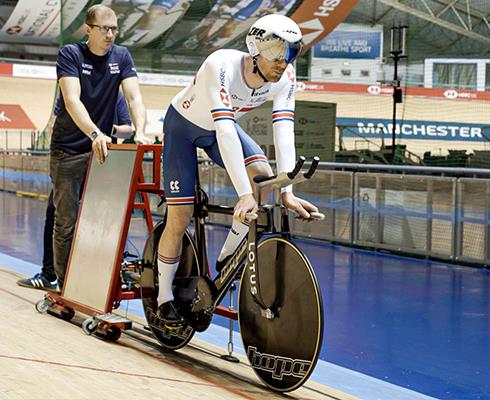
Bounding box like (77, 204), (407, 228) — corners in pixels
(156, 14), (318, 324)
(51, 4), (150, 289)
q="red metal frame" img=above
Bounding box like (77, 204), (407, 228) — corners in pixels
(49, 144), (163, 316)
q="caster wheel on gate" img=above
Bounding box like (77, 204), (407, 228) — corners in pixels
(60, 307), (75, 321)
(82, 318), (97, 335)
(35, 299), (50, 314)
(105, 326), (122, 342)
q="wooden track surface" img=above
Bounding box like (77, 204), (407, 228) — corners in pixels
(0, 266), (357, 400)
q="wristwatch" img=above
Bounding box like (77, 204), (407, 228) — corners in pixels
(90, 130), (99, 141)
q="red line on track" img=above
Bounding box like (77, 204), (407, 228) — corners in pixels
(119, 340), (257, 400)
(0, 285), (257, 399)
(0, 353), (222, 388)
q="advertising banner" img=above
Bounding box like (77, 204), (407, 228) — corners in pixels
(238, 100), (336, 161)
(177, 0), (298, 53)
(61, 0), (91, 30)
(121, 0), (192, 47)
(0, 104), (36, 129)
(337, 117), (490, 142)
(0, 0), (60, 44)
(313, 30), (381, 59)
(291, 0), (358, 48)
(100, 0), (152, 43)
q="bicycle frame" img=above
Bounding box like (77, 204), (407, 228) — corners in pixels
(190, 183), (275, 310)
(189, 156), (322, 313)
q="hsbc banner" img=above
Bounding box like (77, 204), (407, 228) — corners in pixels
(291, 0), (358, 49)
(0, 104), (36, 129)
(337, 117), (490, 142)
(0, 0), (60, 44)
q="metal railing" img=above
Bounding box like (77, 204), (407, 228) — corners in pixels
(204, 162), (490, 266)
(0, 130), (49, 152)
(2, 151), (490, 266)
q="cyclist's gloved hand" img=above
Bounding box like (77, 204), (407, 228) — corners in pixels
(234, 193), (258, 222)
(281, 192), (318, 221)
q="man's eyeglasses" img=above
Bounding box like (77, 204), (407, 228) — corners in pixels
(88, 24), (118, 35)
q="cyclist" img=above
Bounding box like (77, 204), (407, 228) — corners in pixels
(157, 14), (318, 324)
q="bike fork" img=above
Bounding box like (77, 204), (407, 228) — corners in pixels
(246, 218), (275, 320)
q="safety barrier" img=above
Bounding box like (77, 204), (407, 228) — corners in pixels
(205, 162), (490, 266)
(2, 151), (489, 266)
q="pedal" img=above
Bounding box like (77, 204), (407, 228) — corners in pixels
(94, 313), (132, 330)
(146, 309), (185, 330)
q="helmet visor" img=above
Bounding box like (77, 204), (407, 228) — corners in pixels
(256, 36), (303, 64)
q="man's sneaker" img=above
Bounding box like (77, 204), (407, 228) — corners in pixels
(156, 301), (184, 325)
(16, 273), (57, 291)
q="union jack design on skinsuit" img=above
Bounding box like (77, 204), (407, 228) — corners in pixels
(171, 49), (295, 131)
(166, 196), (195, 206)
(272, 109), (295, 124)
(211, 108), (236, 123)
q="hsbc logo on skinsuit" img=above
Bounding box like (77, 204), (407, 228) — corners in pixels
(220, 88), (230, 107)
(182, 100), (190, 109)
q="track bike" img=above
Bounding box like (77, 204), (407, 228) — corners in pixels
(140, 157), (324, 392)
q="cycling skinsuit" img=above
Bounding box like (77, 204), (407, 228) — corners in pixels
(163, 48), (297, 205)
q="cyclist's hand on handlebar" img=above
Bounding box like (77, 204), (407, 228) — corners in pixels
(134, 133), (153, 145)
(92, 134), (111, 164)
(281, 192), (319, 221)
(234, 193), (258, 223)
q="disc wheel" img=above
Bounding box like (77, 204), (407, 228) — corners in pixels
(140, 219), (201, 350)
(238, 237), (324, 392)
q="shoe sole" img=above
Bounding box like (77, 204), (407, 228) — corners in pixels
(16, 281), (56, 291)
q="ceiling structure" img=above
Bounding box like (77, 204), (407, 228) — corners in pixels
(345, 0), (490, 61)
(0, 0), (489, 66)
